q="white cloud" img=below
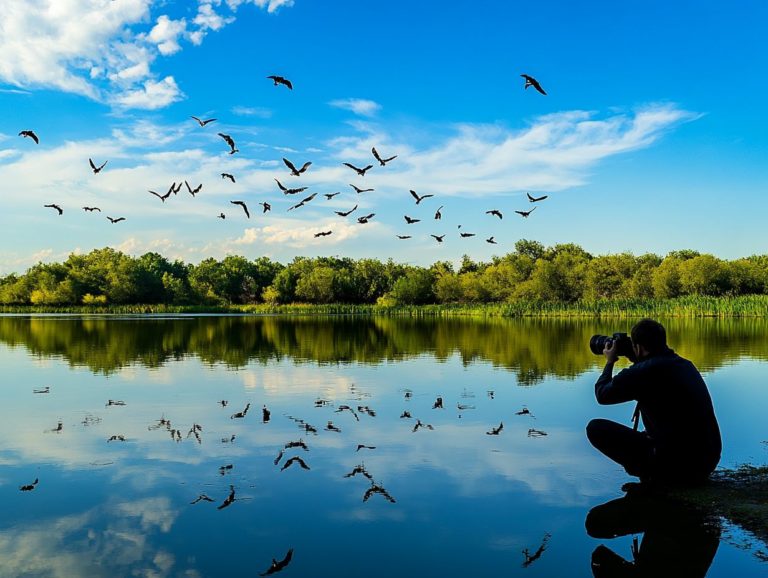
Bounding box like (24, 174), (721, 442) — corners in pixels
(329, 98), (382, 117)
(0, 1), (294, 108)
(227, 0), (295, 13)
(231, 105), (273, 118)
(233, 220), (360, 248)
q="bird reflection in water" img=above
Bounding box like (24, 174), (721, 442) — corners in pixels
(259, 548), (294, 576)
(344, 463), (373, 481)
(585, 491), (720, 577)
(217, 485), (236, 510)
(19, 478), (39, 492)
(281, 456), (310, 471)
(522, 532), (551, 568)
(363, 482), (396, 503)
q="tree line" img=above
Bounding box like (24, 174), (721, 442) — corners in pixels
(1, 240), (766, 306)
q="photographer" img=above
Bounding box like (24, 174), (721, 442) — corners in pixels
(586, 319), (721, 486)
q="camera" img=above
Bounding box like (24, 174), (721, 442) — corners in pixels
(590, 332), (636, 361)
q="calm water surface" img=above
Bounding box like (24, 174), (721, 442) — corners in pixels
(0, 315), (766, 577)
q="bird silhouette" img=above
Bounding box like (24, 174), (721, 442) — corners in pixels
(172, 181), (183, 194)
(325, 421), (342, 432)
(218, 133), (238, 154)
(230, 200), (250, 219)
(412, 419), (434, 432)
(89, 158), (107, 173)
(219, 464), (233, 475)
(149, 189), (172, 203)
(324, 192), (341, 199)
(267, 75), (293, 89)
(231, 402), (251, 418)
(528, 428), (548, 437)
(221, 173), (236, 183)
(521, 74), (547, 95)
(403, 215), (420, 224)
(259, 201), (271, 213)
(314, 230), (333, 237)
(343, 162), (373, 176)
(357, 405), (376, 417)
(284, 439), (309, 451)
(486, 236), (497, 244)
(44, 204), (63, 215)
(527, 192), (548, 202)
(372, 147), (397, 166)
(486, 209), (503, 219)
(344, 464), (374, 480)
(217, 213), (225, 220)
(19, 130), (39, 143)
(82, 206), (101, 212)
(363, 483), (396, 503)
(396, 235), (412, 240)
(516, 407), (532, 416)
(275, 179), (307, 195)
(190, 494), (215, 504)
(273, 449), (285, 466)
(33, 386), (50, 394)
(283, 158), (311, 176)
(430, 234), (445, 243)
(335, 204), (357, 217)
(262, 405), (271, 423)
(350, 184), (374, 194)
(259, 548), (294, 576)
(19, 478), (39, 492)
(185, 181), (203, 196)
(460, 232), (476, 238)
(400, 410), (412, 418)
(433, 396), (444, 409)
(288, 192), (317, 211)
(281, 456), (310, 471)
(106, 399), (126, 407)
(522, 534), (551, 568)
(410, 190), (434, 204)
(335, 405), (360, 421)
(107, 216), (125, 223)
(357, 213), (375, 224)
(515, 207), (537, 218)
(435, 206), (444, 220)
(356, 444), (376, 451)
(217, 485), (236, 510)
(486, 422), (504, 435)
(191, 116), (217, 126)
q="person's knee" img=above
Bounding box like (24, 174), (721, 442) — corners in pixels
(586, 418), (608, 444)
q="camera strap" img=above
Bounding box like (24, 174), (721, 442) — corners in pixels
(631, 403), (641, 431)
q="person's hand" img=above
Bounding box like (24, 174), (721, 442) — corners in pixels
(603, 339), (619, 363)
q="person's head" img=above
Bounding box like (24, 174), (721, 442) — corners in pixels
(631, 318), (668, 359)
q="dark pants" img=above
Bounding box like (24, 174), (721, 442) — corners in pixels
(586, 418), (655, 480)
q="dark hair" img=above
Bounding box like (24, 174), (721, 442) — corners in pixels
(631, 318), (667, 353)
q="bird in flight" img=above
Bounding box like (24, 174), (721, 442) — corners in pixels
(431, 234), (445, 243)
(107, 216), (125, 223)
(89, 158), (107, 173)
(19, 130), (39, 144)
(527, 428), (548, 437)
(435, 206), (444, 220)
(486, 236), (497, 244)
(275, 179), (307, 195)
(230, 200), (250, 219)
(404, 215), (421, 224)
(288, 192), (317, 211)
(19, 478), (39, 492)
(515, 207), (537, 218)
(283, 158), (311, 176)
(149, 189), (171, 203)
(335, 204), (357, 217)
(217, 213), (225, 220)
(357, 213), (375, 224)
(259, 548), (294, 576)
(218, 133), (238, 154)
(44, 203), (63, 215)
(191, 116), (216, 126)
(486, 422), (504, 435)
(396, 235), (412, 240)
(267, 75), (293, 90)
(521, 74), (547, 95)
(527, 192), (548, 202)
(460, 231), (476, 238)
(259, 201), (271, 213)
(324, 192), (340, 199)
(343, 162), (373, 176)
(221, 173), (236, 183)
(410, 190), (434, 204)
(185, 181), (203, 196)
(82, 206), (101, 212)
(281, 456), (310, 471)
(314, 230), (332, 237)
(372, 147), (397, 166)
(486, 209), (503, 219)
(356, 444), (376, 451)
(350, 184), (374, 194)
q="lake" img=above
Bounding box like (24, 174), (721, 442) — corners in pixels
(0, 315), (766, 577)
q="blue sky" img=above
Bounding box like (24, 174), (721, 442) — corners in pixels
(0, 0), (766, 273)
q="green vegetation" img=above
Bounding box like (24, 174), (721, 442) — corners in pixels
(3, 241), (768, 312)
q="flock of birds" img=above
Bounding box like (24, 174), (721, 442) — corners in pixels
(22, 73), (551, 245)
(19, 377), (553, 573)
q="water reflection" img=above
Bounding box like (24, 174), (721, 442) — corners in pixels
(1, 315), (767, 379)
(586, 492), (721, 577)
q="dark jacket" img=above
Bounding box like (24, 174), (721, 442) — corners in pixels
(595, 348), (721, 478)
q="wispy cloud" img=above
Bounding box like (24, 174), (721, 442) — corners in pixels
(329, 98), (382, 117)
(231, 106), (273, 118)
(0, 1), (294, 109)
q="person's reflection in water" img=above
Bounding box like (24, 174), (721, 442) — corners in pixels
(585, 491), (720, 578)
